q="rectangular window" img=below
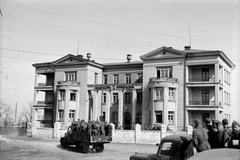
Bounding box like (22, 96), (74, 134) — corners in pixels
(69, 110), (75, 121)
(102, 93), (106, 103)
(124, 93), (131, 104)
(126, 74), (131, 84)
(113, 93), (118, 103)
(113, 74), (119, 84)
(156, 88), (164, 100)
(168, 88), (175, 101)
(94, 73), (98, 84)
(137, 73), (143, 83)
(157, 67), (172, 78)
(65, 72), (77, 81)
(155, 111), (162, 123)
(168, 111), (174, 124)
(137, 92), (142, 104)
(202, 90), (209, 105)
(70, 91), (76, 101)
(59, 110), (63, 121)
(59, 90), (65, 100)
(103, 75), (108, 84)
(202, 68), (209, 81)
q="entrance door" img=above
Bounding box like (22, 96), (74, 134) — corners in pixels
(202, 113), (210, 128)
(123, 112), (131, 130)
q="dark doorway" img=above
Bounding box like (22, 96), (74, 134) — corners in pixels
(123, 112), (131, 130)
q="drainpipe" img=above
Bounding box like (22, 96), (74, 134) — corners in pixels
(49, 63), (56, 126)
(183, 53), (188, 131)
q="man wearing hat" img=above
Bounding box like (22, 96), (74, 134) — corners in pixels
(192, 119), (211, 152)
(216, 121), (230, 148)
(204, 118), (218, 149)
(228, 121), (240, 149)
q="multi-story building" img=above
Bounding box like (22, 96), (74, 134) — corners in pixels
(32, 46), (235, 130)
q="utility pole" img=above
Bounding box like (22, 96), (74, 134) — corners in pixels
(15, 102), (17, 124)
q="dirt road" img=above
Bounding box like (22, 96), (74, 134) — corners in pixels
(0, 135), (157, 160)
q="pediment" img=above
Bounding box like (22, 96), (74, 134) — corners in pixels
(140, 46), (184, 60)
(52, 54), (88, 65)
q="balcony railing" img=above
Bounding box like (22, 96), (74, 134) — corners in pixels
(188, 101), (215, 105)
(58, 81), (80, 85)
(37, 83), (54, 87)
(35, 101), (53, 108)
(188, 77), (215, 82)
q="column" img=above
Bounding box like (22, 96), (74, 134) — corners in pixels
(92, 90), (98, 121)
(64, 89), (69, 122)
(75, 89), (80, 120)
(32, 90), (38, 122)
(55, 90), (59, 121)
(163, 86), (169, 125)
(131, 89), (137, 128)
(106, 91), (111, 123)
(215, 63), (219, 83)
(150, 88), (155, 128)
(215, 84), (219, 106)
(118, 91), (123, 127)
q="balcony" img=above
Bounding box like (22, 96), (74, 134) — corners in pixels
(33, 101), (53, 109)
(188, 101), (215, 105)
(149, 77), (178, 88)
(35, 83), (54, 90)
(188, 77), (215, 82)
(58, 81), (80, 86)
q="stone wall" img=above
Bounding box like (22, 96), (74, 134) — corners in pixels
(31, 122), (193, 144)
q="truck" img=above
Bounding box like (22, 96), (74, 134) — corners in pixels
(130, 134), (195, 160)
(60, 121), (112, 153)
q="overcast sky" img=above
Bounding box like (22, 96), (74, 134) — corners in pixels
(0, 0), (240, 120)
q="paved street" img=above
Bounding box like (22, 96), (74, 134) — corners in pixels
(0, 135), (157, 160)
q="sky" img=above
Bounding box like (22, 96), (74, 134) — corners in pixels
(0, 0), (240, 121)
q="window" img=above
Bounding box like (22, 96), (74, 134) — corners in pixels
(202, 90), (209, 105)
(103, 75), (108, 84)
(202, 68), (209, 81)
(126, 74), (131, 84)
(168, 111), (174, 124)
(59, 90), (65, 100)
(124, 93), (131, 104)
(155, 111), (162, 123)
(113, 74), (119, 84)
(65, 72), (77, 81)
(69, 110), (75, 121)
(113, 93), (118, 103)
(157, 67), (172, 78)
(94, 73), (98, 84)
(70, 91), (76, 101)
(137, 92), (142, 104)
(102, 93), (106, 103)
(168, 88), (175, 101)
(59, 110), (63, 121)
(137, 73), (143, 83)
(156, 88), (164, 100)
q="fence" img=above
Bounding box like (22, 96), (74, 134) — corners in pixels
(31, 121), (193, 144)
(0, 122), (28, 136)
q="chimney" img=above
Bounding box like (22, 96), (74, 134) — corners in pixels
(87, 53), (91, 60)
(127, 54), (131, 62)
(184, 46), (191, 50)
(77, 54), (83, 58)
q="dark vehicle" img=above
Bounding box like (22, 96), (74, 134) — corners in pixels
(60, 122), (112, 153)
(188, 148), (240, 160)
(130, 134), (194, 160)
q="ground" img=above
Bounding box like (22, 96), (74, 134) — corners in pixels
(0, 135), (157, 160)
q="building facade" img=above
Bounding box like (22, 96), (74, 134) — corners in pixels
(32, 46), (235, 130)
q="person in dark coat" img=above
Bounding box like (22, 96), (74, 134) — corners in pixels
(228, 121), (240, 149)
(216, 121), (230, 148)
(204, 118), (217, 149)
(222, 119), (232, 136)
(193, 119), (211, 152)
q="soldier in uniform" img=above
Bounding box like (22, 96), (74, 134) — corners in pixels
(215, 121), (230, 148)
(193, 119), (211, 152)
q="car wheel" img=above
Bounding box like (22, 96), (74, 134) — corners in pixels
(60, 137), (68, 148)
(95, 143), (104, 153)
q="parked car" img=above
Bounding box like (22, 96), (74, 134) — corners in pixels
(130, 134), (194, 160)
(188, 148), (240, 160)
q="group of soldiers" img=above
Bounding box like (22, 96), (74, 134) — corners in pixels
(192, 118), (240, 153)
(70, 119), (113, 137)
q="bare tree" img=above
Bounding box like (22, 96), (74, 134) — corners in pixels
(21, 102), (33, 123)
(0, 101), (13, 124)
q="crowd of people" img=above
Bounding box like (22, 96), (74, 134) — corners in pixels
(70, 119), (113, 137)
(192, 118), (240, 153)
